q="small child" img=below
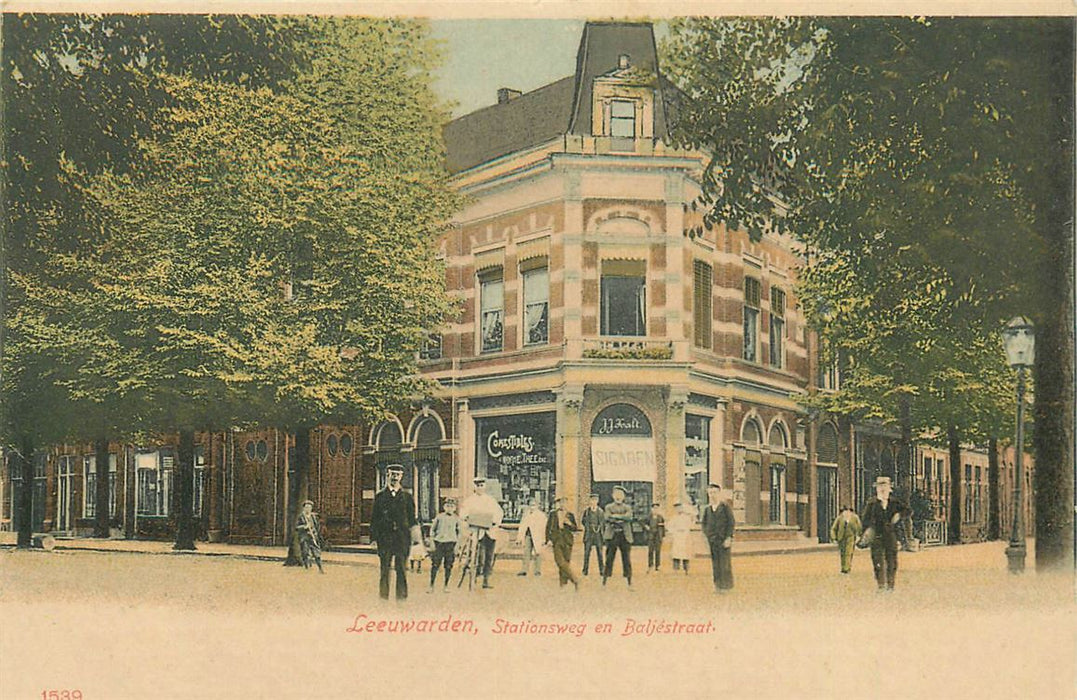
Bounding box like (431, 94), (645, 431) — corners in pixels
(409, 534), (429, 573)
(428, 498), (461, 592)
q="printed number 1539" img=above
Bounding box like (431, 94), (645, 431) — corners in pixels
(42, 691), (82, 700)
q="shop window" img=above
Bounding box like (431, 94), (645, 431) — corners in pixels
(522, 265), (549, 346)
(684, 414), (710, 517)
(744, 277), (761, 362)
(693, 261), (713, 349)
(477, 412), (557, 523)
(601, 261), (646, 336)
(136, 450), (173, 517)
(479, 270), (504, 353)
(84, 453), (118, 518)
(770, 288), (785, 368)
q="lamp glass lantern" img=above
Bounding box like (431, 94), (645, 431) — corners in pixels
(1001, 316), (1036, 369)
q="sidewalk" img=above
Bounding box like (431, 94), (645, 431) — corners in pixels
(0, 531), (835, 563)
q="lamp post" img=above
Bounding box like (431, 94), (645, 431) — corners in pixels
(1001, 316), (1035, 574)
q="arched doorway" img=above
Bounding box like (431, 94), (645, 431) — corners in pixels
(742, 417), (764, 526)
(373, 420), (405, 492)
(768, 423), (788, 525)
(590, 403), (654, 544)
(816, 422), (839, 543)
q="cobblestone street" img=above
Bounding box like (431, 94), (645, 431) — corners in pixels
(2, 540), (1072, 698)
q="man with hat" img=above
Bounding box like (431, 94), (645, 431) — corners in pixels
(859, 475), (909, 591)
(545, 496), (580, 590)
(602, 484), (635, 588)
(702, 482), (735, 592)
(580, 493), (605, 576)
(370, 464), (419, 600)
(459, 476), (504, 589)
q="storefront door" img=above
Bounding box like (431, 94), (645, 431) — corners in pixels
(817, 466), (838, 543)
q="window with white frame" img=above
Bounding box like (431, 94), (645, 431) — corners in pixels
(193, 446), (206, 517)
(479, 270), (504, 353)
(136, 450), (174, 517)
(770, 288), (785, 368)
(522, 264), (549, 346)
(609, 99), (636, 149)
(84, 453), (118, 518)
(743, 277), (761, 362)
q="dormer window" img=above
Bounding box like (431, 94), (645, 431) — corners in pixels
(610, 99), (636, 150)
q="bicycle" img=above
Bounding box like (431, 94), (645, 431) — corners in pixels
(455, 523), (490, 591)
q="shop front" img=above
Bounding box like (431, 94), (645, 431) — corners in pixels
(589, 403), (655, 544)
(475, 412), (557, 523)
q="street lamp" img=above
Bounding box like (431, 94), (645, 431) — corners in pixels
(1001, 316), (1035, 573)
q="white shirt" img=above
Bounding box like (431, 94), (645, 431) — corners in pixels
(517, 507), (547, 547)
(460, 492), (505, 540)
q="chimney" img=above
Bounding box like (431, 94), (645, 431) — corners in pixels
(618, 54), (630, 70)
(497, 88), (522, 104)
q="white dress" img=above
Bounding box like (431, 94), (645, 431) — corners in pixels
(668, 512), (694, 560)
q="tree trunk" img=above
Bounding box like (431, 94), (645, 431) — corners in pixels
(173, 429), (197, 551)
(987, 437), (1000, 541)
(283, 426), (311, 566)
(898, 394), (912, 497)
(947, 424), (962, 545)
(15, 435), (34, 549)
(93, 436), (111, 538)
(1032, 20), (1075, 572)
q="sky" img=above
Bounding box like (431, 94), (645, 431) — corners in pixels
(430, 19), (670, 117)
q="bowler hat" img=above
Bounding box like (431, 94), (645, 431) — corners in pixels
(707, 482), (722, 489)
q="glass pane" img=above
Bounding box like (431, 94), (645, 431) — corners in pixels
(480, 278), (503, 312)
(523, 267), (548, 304)
(525, 302), (548, 344)
(601, 276), (645, 336)
(482, 309), (503, 352)
(611, 100), (635, 118)
(743, 308), (758, 361)
(610, 117), (635, 138)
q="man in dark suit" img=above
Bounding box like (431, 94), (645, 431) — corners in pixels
(580, 493), (605, 576)
(702, 482), (735, 592)
(859, 475), (909, 591)
(370, 464), (419, 600)
(545, 496), (580, 590)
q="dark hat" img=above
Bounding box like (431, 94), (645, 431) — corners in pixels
(874, 476), (892, 487)
(386, 464), (404, 474)
(301, 499), (314, 507)
(651, 502), (661, 507)
(588, 493), (600, 499)
(707, 482), (722, 489)
(472, 475), (487, 484)
(612, 485), (627, 494)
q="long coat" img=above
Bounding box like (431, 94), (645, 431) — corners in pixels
(702, 502), (735, 544)
(370, 488), (417, 552)
(859, 497), (908, 552)
(580, 506), (605, 545)
(667, 512), (693, 560)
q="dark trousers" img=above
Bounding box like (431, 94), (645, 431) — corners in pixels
(603, 531), (632, 582)
(647, 538), (662, 569)
(553, 541), (578, 586)
(378, 540), (409, 600)
(870, 544), (898, 589)
(582, 537), (604, 575)
(708, 539), (733, 590)
(430, 541), (456, 587)
(479, 534), (496, 583)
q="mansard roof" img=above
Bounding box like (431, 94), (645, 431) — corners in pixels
(443, 21), (673, 174)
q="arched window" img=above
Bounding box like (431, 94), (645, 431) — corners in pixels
(375, 420), (405, 491)
(412, 418), (443, 524)
(768, 423), (788, 450)
(817, 423), (838, 464)
(741, 418), (763, 445)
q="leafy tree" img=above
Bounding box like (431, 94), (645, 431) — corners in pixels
(2, 14), (312, 545)
(51, 17), (458, 554)
(664, 18), (1073, 566)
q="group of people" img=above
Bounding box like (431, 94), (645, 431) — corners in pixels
(298, 467), (907, 601)
(828, 475), (910, 591)
(365, 470), (737, 600)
